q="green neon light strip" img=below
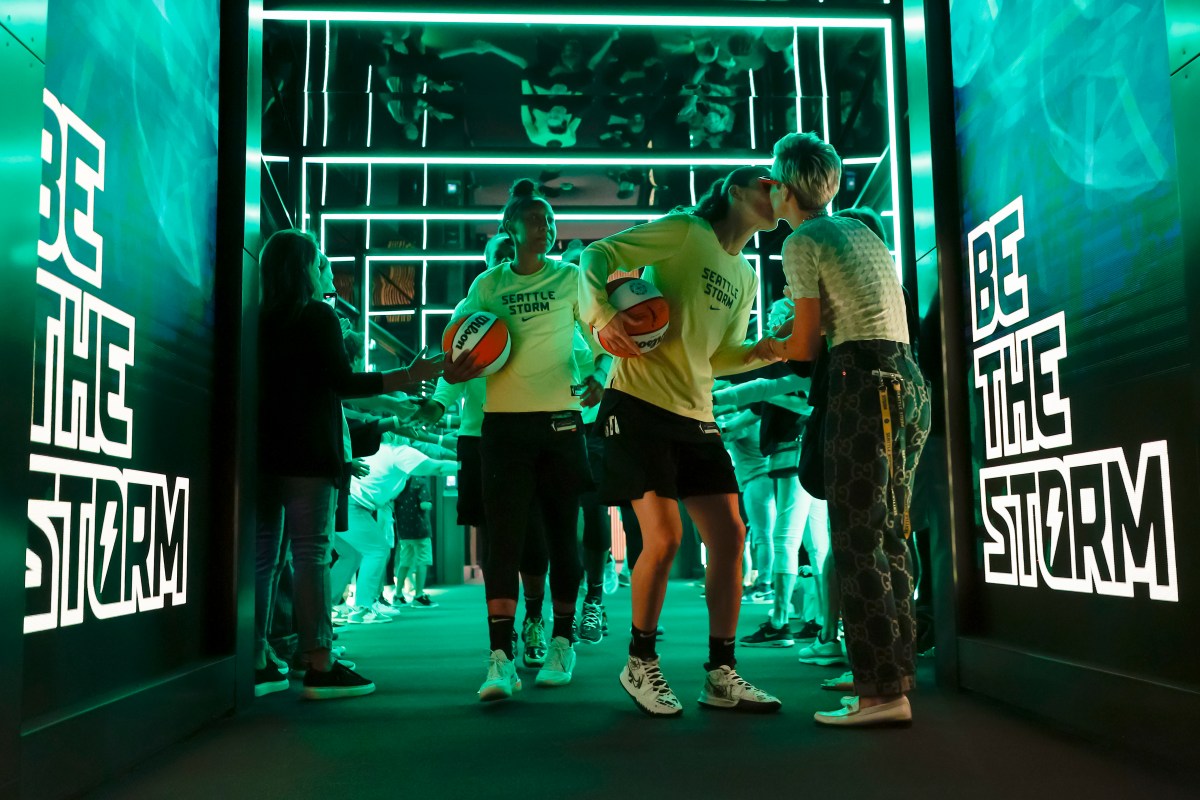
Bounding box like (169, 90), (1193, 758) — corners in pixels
(262, 11), (889, 29)
(302, 21), (311, 146)
(325, 212), (664, 222)
(883, 24), (902, 274)
(298, 155), (884, 167)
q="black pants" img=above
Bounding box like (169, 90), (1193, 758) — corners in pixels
(579, 424), (612, 553)
(825, 340), (930, 697)
(481, 411), (588, 602)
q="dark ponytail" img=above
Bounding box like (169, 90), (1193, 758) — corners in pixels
(686, 165), (770, 224)
(688, 177), (732, 223)
(500, 178), (544, 235)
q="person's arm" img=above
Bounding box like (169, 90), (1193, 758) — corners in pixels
(588, 30), (620, 72)
(441, 39), (528, 69)
(712, 373), (810, 406)
(579, 215), (692, 357)
(414, 377), (464, 427)
(718, 407), (760, 436)
(410, 457), (459, 476)
(711, 270), (775, 376)
(747, 236), (823, 364)
(442, 279), (489, 384)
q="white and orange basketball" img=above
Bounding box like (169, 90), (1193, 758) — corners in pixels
(593, 277), (670, 355)
(441, 311), (511, 376)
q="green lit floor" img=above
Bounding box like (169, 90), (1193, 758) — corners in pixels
(95, 581), (1195, 799)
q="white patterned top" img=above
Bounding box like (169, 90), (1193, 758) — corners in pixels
(781, 216), (909, 348)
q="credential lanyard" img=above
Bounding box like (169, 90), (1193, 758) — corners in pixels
(875, 370), (910, 540)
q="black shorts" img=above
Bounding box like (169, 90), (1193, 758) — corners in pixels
(456, 435), (485, 527)
(595, 390), (739, 505)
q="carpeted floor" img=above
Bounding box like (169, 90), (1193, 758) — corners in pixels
(93, 582), (1197, 799)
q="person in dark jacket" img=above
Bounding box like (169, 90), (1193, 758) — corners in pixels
(253, 228), (443, 700)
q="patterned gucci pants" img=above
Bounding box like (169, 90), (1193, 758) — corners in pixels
(824, 340), (931, 697)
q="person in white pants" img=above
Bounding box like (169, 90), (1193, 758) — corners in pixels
(331, 436), (455, 623)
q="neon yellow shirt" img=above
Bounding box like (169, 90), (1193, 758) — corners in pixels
(580, 213), (767, 421)
(462, 258), (582, 414)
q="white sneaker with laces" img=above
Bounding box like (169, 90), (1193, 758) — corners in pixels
(478, 650), (521, 702)
(578, 602), (604, 644)
(698, 665), (782, 713)
(349, 606), (393, 625)
(798, 637), (845, 665)
(602, 555), (619, 595)
(372, 600), (404, 618)
(535, 636), (577, 687)
(620, 655), (683, 717)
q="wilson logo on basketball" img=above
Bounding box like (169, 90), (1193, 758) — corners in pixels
(442, 311), (512, 377)
(593, 277), (669, 356)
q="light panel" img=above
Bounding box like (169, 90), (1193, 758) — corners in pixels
(263, 11), (890, 29)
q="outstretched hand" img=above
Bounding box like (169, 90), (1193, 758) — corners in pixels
(745, 337), (785, 364)
(597, 311), (642, 359)
(442, 349), (485, 385)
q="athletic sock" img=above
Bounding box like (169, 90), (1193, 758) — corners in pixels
(552, 612), (575, 643)
(524, 593), (544, 621)
(488, 615), (516, 659)
(584, 582), (603, 605)
(705, 636), (737, 671)
(629, 625), (658, 661)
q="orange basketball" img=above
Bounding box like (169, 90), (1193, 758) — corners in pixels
(441, 311), (511, 376)
(593, 277), (670, 355)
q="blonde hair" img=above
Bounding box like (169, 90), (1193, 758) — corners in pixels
(772, 132), (841, 211)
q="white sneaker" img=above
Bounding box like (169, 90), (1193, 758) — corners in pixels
(535, 637), (577, 687)
(602, 555), (619, 595)
(478, 650), (521, 702)
(348, 606), (393, 625)
(698, 665), (782, 713)
(798, 637), (845, 665)
(619, 655), (683, 717)
(372, 600), (404, 618)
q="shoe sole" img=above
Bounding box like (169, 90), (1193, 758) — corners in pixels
(619, 674), (683, 718)
(798, 656), (847, 666)
(254, 680), (289, 697)
(814, 715), (912, 728)
(301, 683), (376, 700)
(740, 640), (795, 648)
(578, 633), (603, 645)
(535, 673), (573, 687)
(698, 696), (782, 714)
(479, 680), (522, 702)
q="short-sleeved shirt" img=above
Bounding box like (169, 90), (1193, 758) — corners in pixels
(350, 443), (428, 512)
(394, 479), (432, 540)
(781, 216), (909, 347)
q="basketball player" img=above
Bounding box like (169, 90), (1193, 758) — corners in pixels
(416, 234), (556, 669)
(445, 180), (591, 702)
(580, 167), (785, 716)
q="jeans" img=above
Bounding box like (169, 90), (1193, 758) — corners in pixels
(256, 475), (336, 659)
(825, 340), (931, 697)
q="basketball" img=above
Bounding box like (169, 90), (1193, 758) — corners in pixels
(593, 277), (670, 355)
(441, 311), (512, 376)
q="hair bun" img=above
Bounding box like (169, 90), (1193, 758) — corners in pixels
(510, 178), (538, 198)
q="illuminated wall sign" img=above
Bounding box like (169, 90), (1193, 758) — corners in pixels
(969, 196), (1177, 602)
(24, 90), (191, 634)
(948, 0), (1197, 689)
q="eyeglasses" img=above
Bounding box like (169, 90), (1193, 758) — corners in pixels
(758, 177), (783, 190)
